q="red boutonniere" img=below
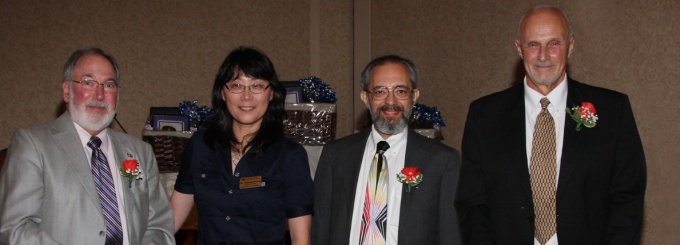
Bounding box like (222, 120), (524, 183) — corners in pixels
(565, 101), (599, 132)
(120, 154), (143, 188)
(396, 167), (423, 193)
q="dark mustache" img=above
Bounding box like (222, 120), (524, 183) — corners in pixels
(378, 104), (404, 112)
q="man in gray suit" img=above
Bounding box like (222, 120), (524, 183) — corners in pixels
(312, 55), (462, 244)
(0, 48), (175, 244)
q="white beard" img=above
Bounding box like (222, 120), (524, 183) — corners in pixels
(69, 89), (116, 132)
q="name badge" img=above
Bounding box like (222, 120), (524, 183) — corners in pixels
(239, 176), (263, 189)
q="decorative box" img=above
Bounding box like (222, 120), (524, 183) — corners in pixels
(152, 115), (189, 131)
(283, 103), (336, 146)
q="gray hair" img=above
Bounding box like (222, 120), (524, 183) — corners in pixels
(360, 55), (418, 90)
(62, 48), (120, 83)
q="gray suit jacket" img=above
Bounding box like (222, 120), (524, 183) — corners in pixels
(312, 128), (462, 245)
(0, 112), (175, 245)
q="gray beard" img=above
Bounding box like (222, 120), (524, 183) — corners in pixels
(371, 108), (410, 135)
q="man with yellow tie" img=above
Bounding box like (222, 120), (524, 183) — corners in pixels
(312, 55), (462, 245)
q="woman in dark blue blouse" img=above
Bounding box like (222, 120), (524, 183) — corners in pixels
(171, 46), (314, 244)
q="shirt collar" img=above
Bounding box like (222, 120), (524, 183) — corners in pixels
(369, 125), (407, 153)
(523, 75), (568, 115)
(73, 122), (110, 150)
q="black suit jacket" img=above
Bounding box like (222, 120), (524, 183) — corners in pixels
(456, 79), (646, 244)
(312, 128), (462, 245)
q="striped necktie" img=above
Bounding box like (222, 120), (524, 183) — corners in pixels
(359, 141), (390, 245)
(88, 136), (124, 245)
(530, 98), (557, 244)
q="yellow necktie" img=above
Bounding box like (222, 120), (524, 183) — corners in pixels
(359, 141), (390, 245)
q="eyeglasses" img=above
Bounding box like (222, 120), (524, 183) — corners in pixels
(224, 83), (270, 94)
(72, 79), (119, 92)
(366, 87), (413, 100)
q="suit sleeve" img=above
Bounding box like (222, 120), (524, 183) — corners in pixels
(456, 104), (497, 244)
(438, 149), (463, 244)
(139, 143), (176, 244)
(0, 129), (62, 244)
(607, 96), (646, 244)
(311, 146), (333, 244)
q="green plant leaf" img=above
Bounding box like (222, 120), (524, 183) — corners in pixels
(583, 120), (596, 128)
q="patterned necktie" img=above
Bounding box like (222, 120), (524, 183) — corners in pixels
(530, 98), (557, 244)
(359, 141), (390, 245)
(88, 136), (124, 245)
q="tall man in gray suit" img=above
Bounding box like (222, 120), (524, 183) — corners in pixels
(312, 55), (462, 245)
(0, 48), (175, 245)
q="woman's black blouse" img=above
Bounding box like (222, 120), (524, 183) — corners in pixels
(174, 130), (314, 244)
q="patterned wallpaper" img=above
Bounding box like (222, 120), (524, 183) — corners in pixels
(1, 0), (677, 243)
(0, 0), (313, 148)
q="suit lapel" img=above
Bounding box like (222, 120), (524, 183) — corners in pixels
(109, 131), (128, 190)
(109, 131), (130, 186)
(51, 113), (102, 211)
(399, 130), (424, 215)
(557, 79), (584, 200)
(505, 86), (534, 201)
(110, 132), (137, 233)
(402, 130), (422, 171)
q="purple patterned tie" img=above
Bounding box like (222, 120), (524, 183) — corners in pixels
(88, 136), (124, 245)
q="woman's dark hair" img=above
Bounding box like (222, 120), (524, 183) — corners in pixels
(204, 46), (286, 155)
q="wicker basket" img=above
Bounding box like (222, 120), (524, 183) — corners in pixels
(283, 103), (336, 146)
(142, 130), (193, 173)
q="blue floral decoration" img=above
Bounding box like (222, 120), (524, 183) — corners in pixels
(179, 100), (213, 129)
(411, 103), (446, 129)
(299, 76), (337, 103)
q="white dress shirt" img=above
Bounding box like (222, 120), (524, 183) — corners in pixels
(524, 76), (568, 245)
(348, 127), (408, 245)
(74, 124), (130, 245)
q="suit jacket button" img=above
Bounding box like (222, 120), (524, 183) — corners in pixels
(99, 231), (105, 237)
(226, 216), (231, 221)
(228, 190), (233, 194)
(520, 206), (525, 210)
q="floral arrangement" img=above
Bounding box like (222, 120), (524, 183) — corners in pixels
(120, 156), (143, 188)
(299, 76), (337, 103)
(411, 103), (446, 129)
(396, 167), (423, 193)
(565, 101), (598, 131)
(179, 100), (213, 129)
